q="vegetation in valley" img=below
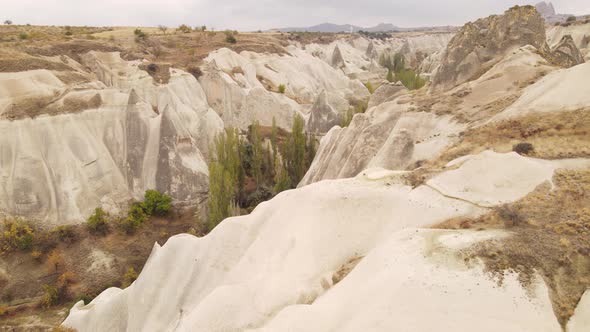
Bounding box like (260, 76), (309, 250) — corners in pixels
(379, 52), (426, 90)
(207, 115), (316, 230)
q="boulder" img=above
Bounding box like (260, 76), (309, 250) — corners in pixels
(547, 35), (585, 68)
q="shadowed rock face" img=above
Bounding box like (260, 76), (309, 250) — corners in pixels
(432, 5), (546, 91)
(307, 90), (341, 134)
(548, 35), (586, 68)
(332, 45), (345, 68)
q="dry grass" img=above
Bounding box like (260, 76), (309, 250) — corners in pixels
(3, 93), (103, 120)
(435, 169), (590, 328)
(432, 109), (590, 167)
(0, 208), (198, 329)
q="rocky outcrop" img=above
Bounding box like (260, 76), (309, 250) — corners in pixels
(306, 90), (341, 134)
(299, 102), (464, 186)
(62, 151), (590, 331)
(0, 53), (223, 225)
(367, 82), (406, 109)
(331, 45), (345, 68)
(547, 35), (585, 67)
(432, 5), (546, 91)
(365, 41), (378, 60)
(535, 1), (556, 17)
(535, 1), (574, 24)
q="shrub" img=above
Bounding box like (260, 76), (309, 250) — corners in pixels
(87, 207), (109, 235)
(513, 142), (534, 155)
(4, 20), (12, 25)
(120, 203), (147, 234)
(364, 81), (374, 94)
(566, 16), (576, 22)
(46, 249), (65, 272)
(19, 32), (29, 40)
(31, 250), (43, 262)
(146, 63), (158, 72)
(278, 84), (286, 94)
(396, 69), (426, 90)
(187, 66), (202, 79)
(496, 205), (525, 227)
(41, 284), (60, 308)
(122, 267), (138, 288)
(64, 30), (73, 36)
(1, 219), (34, 252)
(52, 225), (77, 244)
(142, 190), (172, 216)
(158, 25), (168, 34)
(134, 28), (147, 41)
(177, 24), (192, 33)
(225, 31), (237, 43)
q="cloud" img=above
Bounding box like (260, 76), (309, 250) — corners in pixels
(2, 0), (589, 31)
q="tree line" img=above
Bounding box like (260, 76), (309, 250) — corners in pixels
(208, 115), (316, 230)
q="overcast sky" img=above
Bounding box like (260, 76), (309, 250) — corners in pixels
(2, 0), (589, 31)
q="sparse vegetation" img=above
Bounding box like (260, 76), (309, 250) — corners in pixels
(364, 81), (374, 94)
(177, 24), (192, 33)
(120, 202), (148, 234)
(379, 52), (426, 89)
(512, 142), (534, 155)
(158, 25), (168, 34)
(278, 84), (286, 94)
(0, 218), (34, 252)
(52, 225), (77, 244)
(18, 32), (29, 40)
(134, 28), (147, 41)
(566, 16), (576, 22)
(187, 66), (203, 79)
(225, 30), (237, 44)
(122, 267), (138, 288)
(87, 207), (109, 235)
(142, 190), (172, 216)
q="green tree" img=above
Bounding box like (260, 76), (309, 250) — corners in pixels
(249, 121), (263, 186)
(283, 114), (306, 186)
(386, 69), (394, 82)
(208, 128), (242, 230)
(87, 207), (109, 235)
(142, 190), (172, 216)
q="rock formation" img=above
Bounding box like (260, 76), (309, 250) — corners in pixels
(547, 35), (585, 67)
(0, 53), (223, 225)
(432, 5), (546, 91)
(306, 90), (341, 134)
(62, 151), (590, 331)
(331, 45), (345, 68)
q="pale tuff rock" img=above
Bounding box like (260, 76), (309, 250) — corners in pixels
(367, 82), (406, 109)
(547, 35), (585, 68)
(365, 41), (378, 60)
(535, 1), (556, 17)
(331, 45), (345, 68)
(299, 103), (464, 186)
(306, 90), (341, 134)
(63, 151), (590, 331)
(492, 61), (590, 121)
(0, 53), (223, 225)
(432, 5), (547, 91)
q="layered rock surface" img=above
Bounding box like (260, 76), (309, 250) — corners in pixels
(0, 53), (223, 225)
(63, 151), (590, 331)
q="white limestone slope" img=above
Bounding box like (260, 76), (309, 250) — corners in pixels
(199, 47), (369, 130)
(0, 53), (223, 225)
(63, 151), (590, 331)
(492, 61), (590, 121)
(300, 101), (464, 186)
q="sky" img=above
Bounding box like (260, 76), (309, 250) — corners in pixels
(2, 0), (589, 31)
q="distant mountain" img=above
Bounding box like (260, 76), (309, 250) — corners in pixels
(535, 1), (575, 24)
(272, 22), (453, 33)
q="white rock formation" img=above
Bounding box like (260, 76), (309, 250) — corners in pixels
(199, 47), (369, 130)
(492, 61), (590, 121)
(62, 151), (590, 331)
(299, 102), (464, 186)
(0, 53), (223, 225)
